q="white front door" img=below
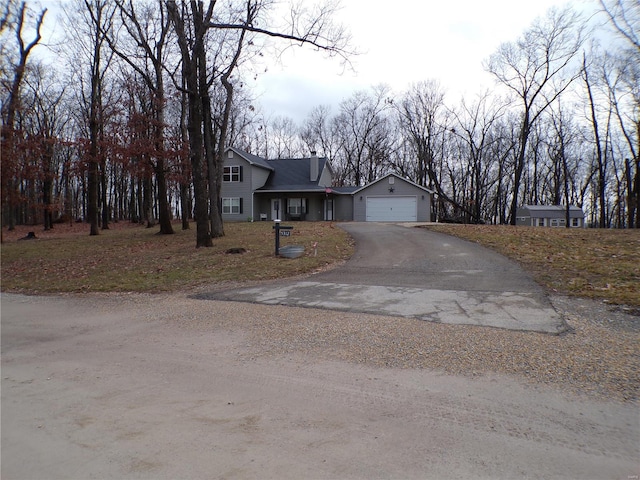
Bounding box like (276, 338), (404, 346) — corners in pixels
(271, 198), (282, 221)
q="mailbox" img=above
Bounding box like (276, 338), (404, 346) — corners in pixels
(273, 221), (293, 256)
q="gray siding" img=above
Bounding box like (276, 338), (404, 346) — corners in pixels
(334, 195), (354, 221)
(305, 196), (324, 221)
(318, 166), (332, 188)
(516, 206), (585, 228)
(222, 153), (253, 222)
(353, 175), (431, 222)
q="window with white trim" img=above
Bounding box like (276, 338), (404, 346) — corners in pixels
(222, 197), (241, 214)
(223, 165), (242, 182)
(288, 198), (304, 215)
(572, 217), (579, 227)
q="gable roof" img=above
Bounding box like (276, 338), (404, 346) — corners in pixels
(256, 157), (330, 193)
(352, 172), (435, 195)
(518, 205), (584, 218)
(227, 147), (273, 171)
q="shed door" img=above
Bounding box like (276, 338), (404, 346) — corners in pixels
(366, 196), (417, 222)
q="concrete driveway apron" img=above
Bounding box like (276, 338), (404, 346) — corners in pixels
(207, 223), (566, 333)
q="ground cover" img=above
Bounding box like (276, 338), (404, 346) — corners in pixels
(1, 221), (353, 293)
(425, 224), (640, 308)
(2, 222), (639, 309)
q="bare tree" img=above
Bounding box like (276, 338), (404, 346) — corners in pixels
(485, 6), (585, 224)
(599, 0), (640, 52)
(334, 85), (393, 186)
(103, 0), (175, 234)
(167, 0), (352, 247)
(300, 105), (341, 163)
(0, 1), (47, 234)
(22, 63), (69, 230)
(449, 92), (506, 223)
(396, 81), (465, 220)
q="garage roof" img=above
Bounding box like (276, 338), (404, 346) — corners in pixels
(352, 173), (435, 194)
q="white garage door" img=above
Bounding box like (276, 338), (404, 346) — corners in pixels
(366, 196), (417, 222)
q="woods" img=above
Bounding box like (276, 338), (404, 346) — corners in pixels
(1, 0), (638, 247)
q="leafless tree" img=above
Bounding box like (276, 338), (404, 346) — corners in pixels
(300, 105), (341, 164)
(102, 0), (175, 234)
(599, 0), (640, 52)
(485, 6), (585, 224)
(334, 85), (394, 186)
(167, 0), (352, 247)
(0, 1), (47, 234)
(449, 92), (506, 222)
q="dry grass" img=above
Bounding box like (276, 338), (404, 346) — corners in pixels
(3, 222), (639, 308)
(0, 221), (354, 294)
(425, 224), (640, 308)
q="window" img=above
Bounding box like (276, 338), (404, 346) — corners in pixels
(288, 198), (304, 215)
(222, 198), (242, 214)
(572, 217), (579, 227)
(551, 219), (559, 227)
(223, 165), (242, 182)
(538, 218), (545, 226)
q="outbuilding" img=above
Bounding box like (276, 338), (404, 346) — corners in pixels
(516, 205), (585, 227)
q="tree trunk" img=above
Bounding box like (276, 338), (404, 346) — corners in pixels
(167, 0), (212, 247)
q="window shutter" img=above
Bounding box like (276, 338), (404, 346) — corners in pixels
(239, 166), (243, 182)
(239, 197), (243, 214)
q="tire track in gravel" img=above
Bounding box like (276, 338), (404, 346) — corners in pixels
(207, 360), (638, 462)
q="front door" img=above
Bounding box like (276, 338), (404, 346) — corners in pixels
(324, 198), (334, 221)
(271, 198), (282, 221)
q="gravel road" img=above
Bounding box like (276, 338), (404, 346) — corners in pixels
(2, 291), (638, 479)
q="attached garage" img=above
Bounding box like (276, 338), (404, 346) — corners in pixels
(353, 173), (434, 222)
(366, 196), (417, 222)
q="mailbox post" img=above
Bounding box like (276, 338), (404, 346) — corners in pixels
(273, 220), (293, 256)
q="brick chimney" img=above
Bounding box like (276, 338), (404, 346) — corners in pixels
(310, 151), (319, 182)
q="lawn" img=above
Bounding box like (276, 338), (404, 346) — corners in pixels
(0, 221), (354, 293)
(2, 221), (638, 308)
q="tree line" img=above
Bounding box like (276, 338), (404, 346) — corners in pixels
(1, 0), (638, 249)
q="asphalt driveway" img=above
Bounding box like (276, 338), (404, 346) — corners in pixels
(206, 223), (566, 334)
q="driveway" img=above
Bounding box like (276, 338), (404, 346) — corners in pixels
(207, 223), (566, 334)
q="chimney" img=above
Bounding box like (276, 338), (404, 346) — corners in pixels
(310, 151), (319, 182)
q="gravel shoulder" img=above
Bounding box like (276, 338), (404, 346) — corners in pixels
(2, 292), (638, 479)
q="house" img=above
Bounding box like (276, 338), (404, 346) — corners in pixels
(221, 147), (434, 222)
(516, 205), (585, 228)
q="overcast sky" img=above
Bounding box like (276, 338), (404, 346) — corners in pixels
(36, 0), (603, 122)
(249, 0), (601, 122)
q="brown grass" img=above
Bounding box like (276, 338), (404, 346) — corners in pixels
(0, 221), (354, 294)
(424, 224), (640, 307)
(2, 222), (639, 308)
